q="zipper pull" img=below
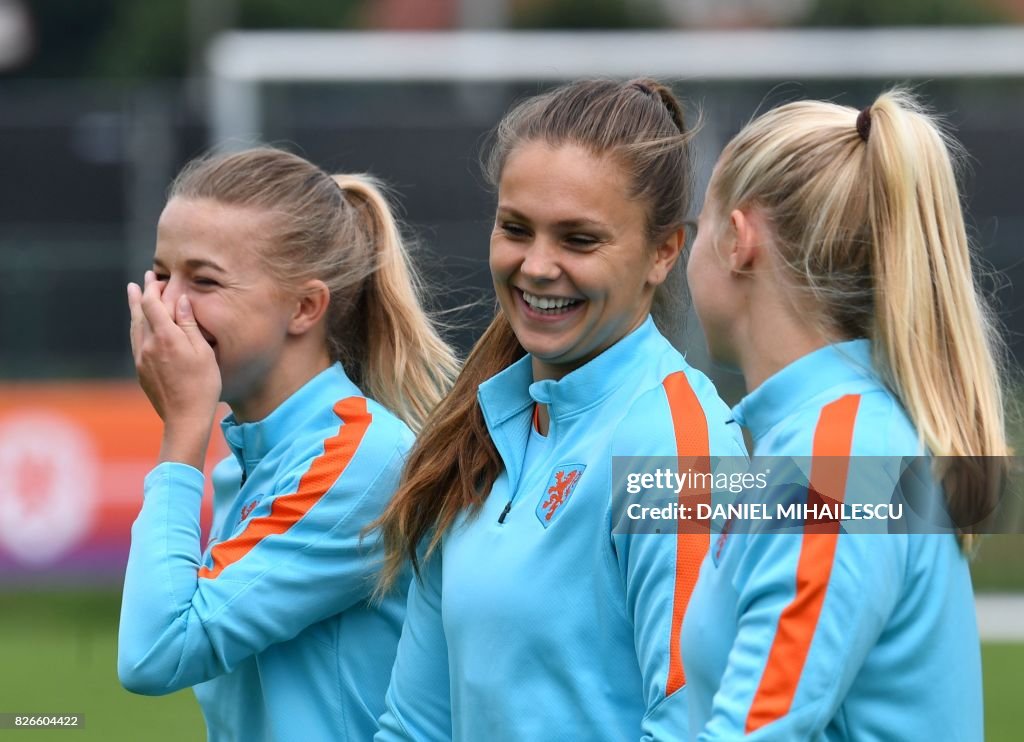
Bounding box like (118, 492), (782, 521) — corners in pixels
(497, 500), (512, 524)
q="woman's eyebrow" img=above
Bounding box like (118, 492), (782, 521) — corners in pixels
(496, 206), (611, 231)
(152, 257), (227, 273)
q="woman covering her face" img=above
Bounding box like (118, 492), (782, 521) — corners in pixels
(118, 147), (457, 741)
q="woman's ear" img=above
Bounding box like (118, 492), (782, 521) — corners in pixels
(646, 226), (685, 286)
(727, 208), (765, 274)
(288, 279), (331, 335)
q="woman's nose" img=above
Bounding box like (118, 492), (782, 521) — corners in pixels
(520, 238), (561, 282)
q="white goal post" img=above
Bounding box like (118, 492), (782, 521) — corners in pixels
(205, 27), (1024, 147)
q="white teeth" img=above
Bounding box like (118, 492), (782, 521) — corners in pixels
(522, 290), (580, 311)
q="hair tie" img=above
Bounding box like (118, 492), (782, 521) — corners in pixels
(856, 106), (872, 142)
(630, 80), (684, 133)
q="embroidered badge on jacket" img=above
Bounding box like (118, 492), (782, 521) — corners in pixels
(237, 497), (261, 524)
(536, 464), (586, 527)
(711, 517), (732, 567)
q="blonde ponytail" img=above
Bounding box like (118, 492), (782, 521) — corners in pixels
(864, 92), (1008, 548)
(331, 175), (459, 432)
(709, 90), (1009, 549)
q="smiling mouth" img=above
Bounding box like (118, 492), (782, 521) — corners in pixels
(518, 289), (583, 316)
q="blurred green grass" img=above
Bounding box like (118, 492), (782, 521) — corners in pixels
(0, 591), (203, 740)
(0, 590), (1021, 740)
(985, 642), (1024, 742)
(972, 535), (1024, 591)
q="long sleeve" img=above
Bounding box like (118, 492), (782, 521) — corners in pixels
(118, 430), (405, 695)
(685, 345), (982, 741)
(696, 529), (904, 740)
(696, 393), (910, 739)
(376, 551), (452, 741)
(612, 526), (696, 742)
(612, 370), (749, 742)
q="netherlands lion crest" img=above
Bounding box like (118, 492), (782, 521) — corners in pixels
(536, 464), (586, 527)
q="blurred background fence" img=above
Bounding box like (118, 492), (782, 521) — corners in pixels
(1, 0), (1022, 739)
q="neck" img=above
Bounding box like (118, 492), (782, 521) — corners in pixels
(529, 312), (650, 384)
(732, 284), (832, 393)
(737, 329), (829, 393)
(230, 345), (332, 423)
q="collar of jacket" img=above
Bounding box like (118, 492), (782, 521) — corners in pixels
(476, 315), (665, 488)
(731, 338), (876, 442)
(220, 362), (362, 473)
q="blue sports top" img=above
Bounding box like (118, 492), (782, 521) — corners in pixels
(118, 363), (414, 742)
(681, 340), (982, 740)
(376, 316), (747, 742)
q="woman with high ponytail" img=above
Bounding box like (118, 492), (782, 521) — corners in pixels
(374, 79), (747, 741)
(682, 90), (1005, 739)
(117, 147), (457, 741)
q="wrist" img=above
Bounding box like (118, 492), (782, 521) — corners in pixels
(159, 419), (213, 470)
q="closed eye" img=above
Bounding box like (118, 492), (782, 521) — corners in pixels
(193, 277), (220, 288)
(499, 222), (531, 240)
(564, 234), (599, 249)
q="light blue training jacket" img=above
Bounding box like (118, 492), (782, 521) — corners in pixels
(681, 340), (983, 741)
(119, 363), (413, 741)
(376, 317), (747, 742)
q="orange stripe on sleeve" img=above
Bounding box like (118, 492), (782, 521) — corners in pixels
(745, 393), (861, 732)
(662, 371), (712, 696)
(197, 397), (372, 580)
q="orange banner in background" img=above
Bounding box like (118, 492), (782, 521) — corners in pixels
(0, 381), (224, 580)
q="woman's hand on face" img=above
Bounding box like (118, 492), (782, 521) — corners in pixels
(128, 270), (222, 469)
